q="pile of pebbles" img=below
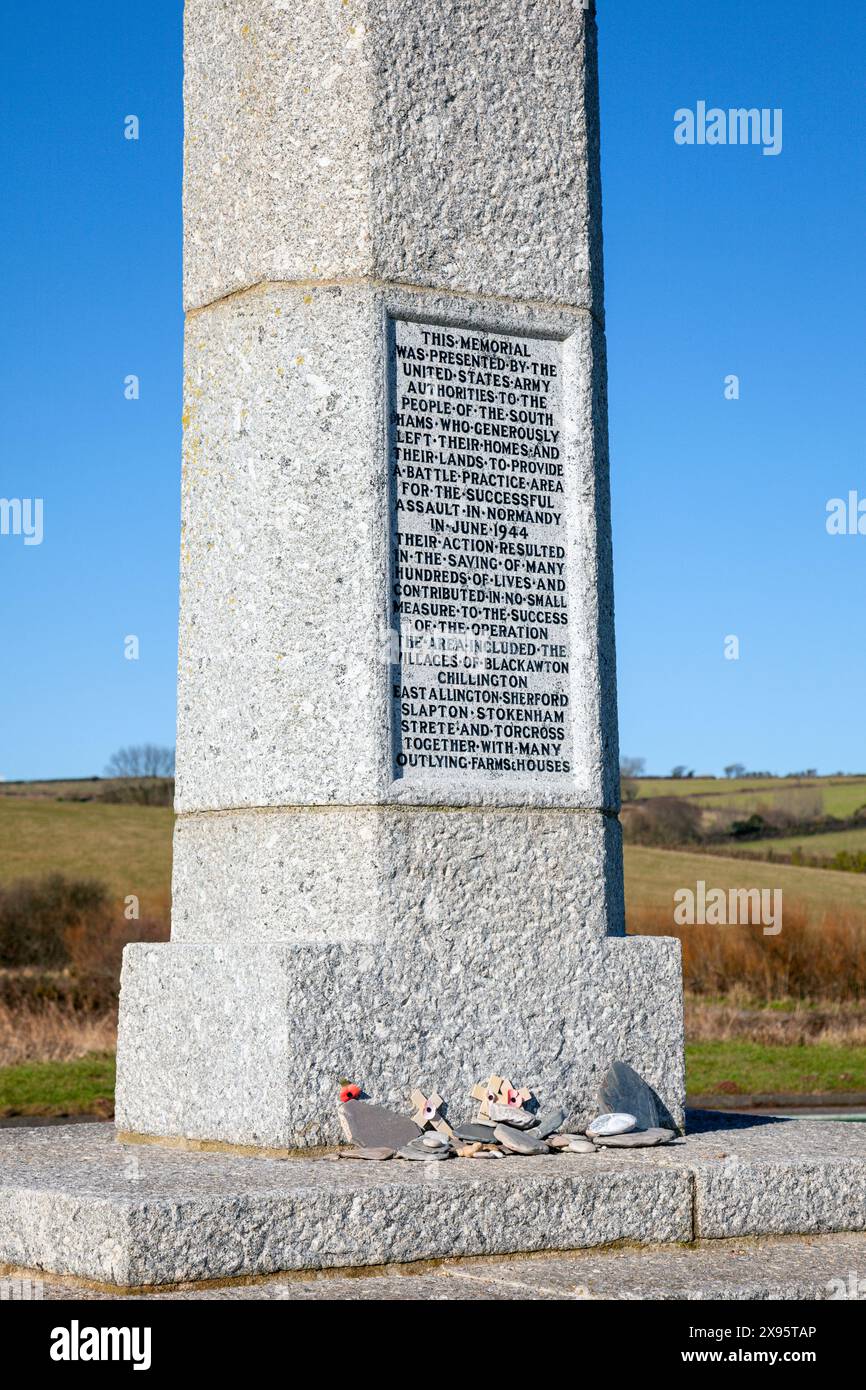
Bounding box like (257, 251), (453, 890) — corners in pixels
(334, 1062), (676, 1163)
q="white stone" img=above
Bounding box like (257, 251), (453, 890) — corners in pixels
(587, 1113), (638, 1138)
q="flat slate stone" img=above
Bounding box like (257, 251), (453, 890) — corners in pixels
(592, 1128), (675, 1149)
(397, 1138), (452, 1161)
(454, 1123), (499, 1144)
(534, 1107), (567, 1139)
(488, 1103), (536, 1129)
(338, 1101), (421, 1150)
(494, 1124), (550, 1156)
(598, 1061), (661, 1132)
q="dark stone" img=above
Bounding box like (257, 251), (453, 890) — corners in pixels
(454, 1123), (498, 1144)
(338, 1101), (422, 1150)
(598, 1062), (661, 1132)
(396, 1143), (452, 1161)
(534, 1107), (566, 1138)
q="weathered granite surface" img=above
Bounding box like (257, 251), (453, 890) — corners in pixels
(171, 807), (626, 944)
(115, 935), (684, 1147)
(0, 1123), (690, 1287)
(3, 1116), (866, 1289)
(21, 1233), (866, 1301)
(176, 283), (617, 814)
(182, 1), (603, 314)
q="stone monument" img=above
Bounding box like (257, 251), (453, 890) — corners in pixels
(115, 0), (685, 1150)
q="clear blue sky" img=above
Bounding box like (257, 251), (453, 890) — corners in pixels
(1, 0), (863, 781)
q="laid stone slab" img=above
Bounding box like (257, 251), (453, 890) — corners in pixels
(0, 1124), (691, 1286)
(28, 1232), (866, 1302)
(598, 1062), (662, 1133)
(338, 1101), (421, 1151)
(448, 1232), (866, 1303)
(4, 1115), (866, 1287)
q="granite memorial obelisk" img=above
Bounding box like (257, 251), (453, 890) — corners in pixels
(116, 0), (685, 1149)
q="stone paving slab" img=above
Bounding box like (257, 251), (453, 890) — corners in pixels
(15, 1233), (866, 1301)
(1, 1114), (865, 1288)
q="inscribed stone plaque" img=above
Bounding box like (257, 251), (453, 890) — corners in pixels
(388, 317), (573, 786)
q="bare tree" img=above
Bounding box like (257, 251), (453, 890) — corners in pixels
(105, 745), (175, 778)
(620, 756), (646, 779)
(620, 755), (646, 803)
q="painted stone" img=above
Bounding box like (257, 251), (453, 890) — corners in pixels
(586, 1112), (636, 1137)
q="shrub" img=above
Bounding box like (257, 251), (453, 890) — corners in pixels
(99, 778), (174, 807)
(622, 797), (704, 847)
(0, 874), (108, 969)
(629, 900), (866, 1002)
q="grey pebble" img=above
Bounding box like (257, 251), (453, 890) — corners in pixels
(494, 1124), (550, 1155)
(592, 1127), (675, 1149)
(534, 1107), (567, 1139)
(488, 1103), (536, 1129)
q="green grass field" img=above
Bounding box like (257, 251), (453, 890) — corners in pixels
(0, 797), (172, 910)
(738, 826), (866, 859)
(0, 1054), (115, 1118)
(685, 1041), (866, 1096)
(1, 1045), (862, 1118)
(623, 845), (866, 919)
(632, 775), (866, 819)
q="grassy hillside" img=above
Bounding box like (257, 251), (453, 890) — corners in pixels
(632, 775), (866, 819)
(739, 826), (866, 858)
(623, 844), (866, 919)
(0, 796), (172, 911)
(2, 780), (866, 924)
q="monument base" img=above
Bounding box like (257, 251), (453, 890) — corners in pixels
(2, 1114), (866, 1288)
(114, 935), (685, 1150)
